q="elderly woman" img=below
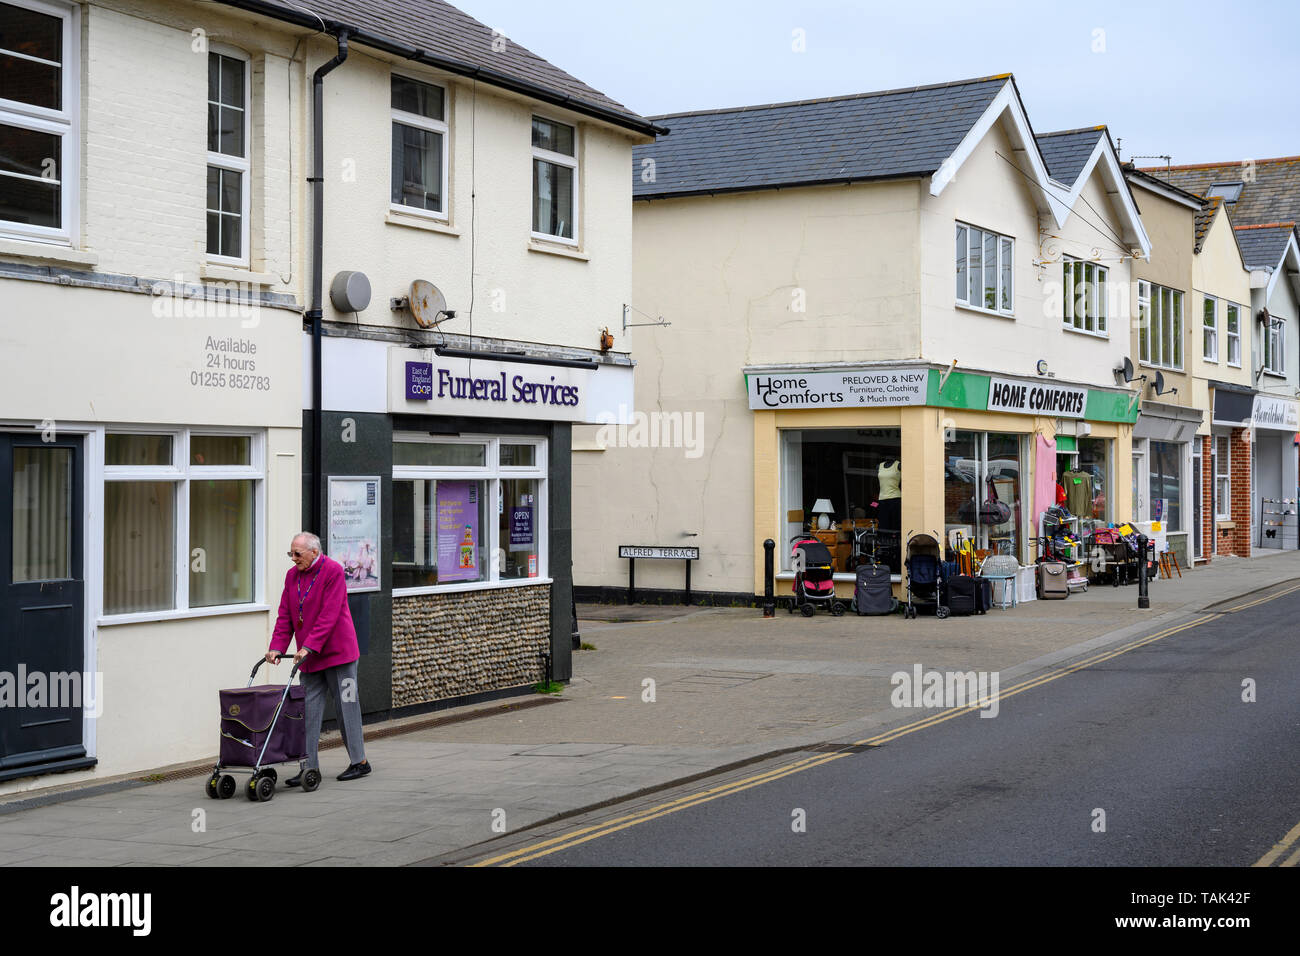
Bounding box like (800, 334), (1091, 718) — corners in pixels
(266, 532), (371, 784)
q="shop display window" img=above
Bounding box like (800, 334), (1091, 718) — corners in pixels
(780, 429), (902, 572)
(1076, 437), (1111, 529)
(944, 431), (1023, 559)
(1148, 441), (1183, 532)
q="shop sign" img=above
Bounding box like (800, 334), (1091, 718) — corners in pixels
(746, 368), (928, 409)
(510, 503), (534, 547)
(327, 477), (381, 593)
(392, 350), (590, 422)
(987, 377), (1087, 419)
(1252, 395), (1300, 431)
(618, 545), (700, 560)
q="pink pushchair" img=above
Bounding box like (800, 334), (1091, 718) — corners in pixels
(788, 535), (846, 617)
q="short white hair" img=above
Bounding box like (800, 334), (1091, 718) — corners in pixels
(293, 532), (322, 552)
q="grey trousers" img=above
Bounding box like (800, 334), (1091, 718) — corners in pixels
(301, 660), (366, 770)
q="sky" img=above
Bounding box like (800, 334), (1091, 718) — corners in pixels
(453, 0), (1300, 166)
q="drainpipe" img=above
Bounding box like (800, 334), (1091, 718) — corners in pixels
(308, 30), (349, 535)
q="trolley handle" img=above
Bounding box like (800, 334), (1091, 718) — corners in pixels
(248, 654), (302, 685)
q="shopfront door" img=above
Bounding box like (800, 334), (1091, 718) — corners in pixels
(0, 434), (88, 778)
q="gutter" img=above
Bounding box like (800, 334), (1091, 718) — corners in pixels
(213, 0), (667, 138)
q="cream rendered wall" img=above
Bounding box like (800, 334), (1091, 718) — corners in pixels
(1128, 183), (1195, 403)
(921, 122), (1134, 386)
(572, 182), (922, 595)
(1191, 210), (1253, 429)
(308, 42), (639, 350)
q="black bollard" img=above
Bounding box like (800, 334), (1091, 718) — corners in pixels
(763, 538), (776, 617)
(1136, 533), (1150, 609)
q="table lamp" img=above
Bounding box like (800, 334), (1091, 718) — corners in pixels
(812, 499), (834, 530)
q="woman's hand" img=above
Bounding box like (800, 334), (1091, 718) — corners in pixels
(264, 651), (280, 664)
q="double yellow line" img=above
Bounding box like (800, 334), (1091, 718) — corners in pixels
(1254, 820), (1300, 866)
(472, 588), (1291, 866)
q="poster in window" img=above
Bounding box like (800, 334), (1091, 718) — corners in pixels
(510, 502), (534, 549)
(437, 481), (480, 583)
(328, 477), (381, 593)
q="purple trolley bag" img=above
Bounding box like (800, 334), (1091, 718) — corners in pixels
(206, 655), (319, 802)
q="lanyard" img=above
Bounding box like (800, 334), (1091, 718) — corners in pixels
(296, 566), (322, 626)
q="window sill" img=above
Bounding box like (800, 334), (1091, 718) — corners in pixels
(1063, 325), (1109, 340)
(0, 236), (98, 268)
(1202, 357), (1220, 365)
(1138, 361), (1184, 374)
(394, 577), (552, 598)
(99, 603), (269, 627)
(955, 301), (1013, 320)
(200, 263), (277, 285)
(528, 239), (588, 261)
(1261, 370), (1287, 380)
(385, 211), (459, 237)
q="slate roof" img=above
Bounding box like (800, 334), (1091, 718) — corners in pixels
(632, 75), (1010, 199)
(1143, 157), (1300, 228)
(216, 0), (658, 134)
(1035, 127), (1105, 187)
(1232, 223), (1297, 271)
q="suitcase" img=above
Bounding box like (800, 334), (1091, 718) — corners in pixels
(853, 563), (897, 616)
(975, 576), (993, 614)
(945, 574), (978, 616)
(1037, 561), (1069, 599)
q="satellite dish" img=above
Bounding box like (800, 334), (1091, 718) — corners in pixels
(1122, 357), (1135, 382)
(409, 280), (448, 329)
(1153, 370), (1166, 395)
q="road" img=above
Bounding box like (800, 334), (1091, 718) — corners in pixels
(465, 584), (1300, 866)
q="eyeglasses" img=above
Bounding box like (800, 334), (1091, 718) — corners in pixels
(286, 550), (316, 558)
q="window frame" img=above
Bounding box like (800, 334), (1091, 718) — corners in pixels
(530, 113), (579, 246)
(1138, 280), (1184, 371)
(99, 427), (265, 623)
(392, 433), (549, 596)
(389, 71), (449, 221)
(0, 0), (80, 245)
(954, 221), (1014, 317)
(1202, 294), (1218, 363)
(1263, 316), (1286, 376)
(1213, 435), (1231, 521)
(1062, 255), (1108, 337)
(1226, 302), (1242, 367)
(205, 45), (252, 266)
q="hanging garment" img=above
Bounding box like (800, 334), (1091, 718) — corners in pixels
(1063, 470), (1094, 519)
(1034, 434), (1057, 527)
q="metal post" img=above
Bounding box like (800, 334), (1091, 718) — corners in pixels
(684, 558), (692, 606)
(763, 538), (776, 617)
(627, 557), (636, 606)
(1137, 533), (1150, 608)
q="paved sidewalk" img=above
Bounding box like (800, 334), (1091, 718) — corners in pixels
(2, 552), (1298, 866)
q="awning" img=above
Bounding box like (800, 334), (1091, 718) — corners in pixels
(1134, 400), (1203, 442)
(1211, 380), (1256, 427)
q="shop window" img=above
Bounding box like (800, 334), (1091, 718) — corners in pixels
(780, 429), (901, 572)
(1063, 257), (1107, 335)
(1076, 437), (1111, 528)
(944, 430), (1023, 558)
(392, 435), (547, 592)
(955, 222), (1013, 315)
(1148, 441), (1182, 532)
(103, 430), (262, 617)
(1214, 436), (1231, 519)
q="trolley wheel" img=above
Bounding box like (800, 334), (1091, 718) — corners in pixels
(830, 602), (845, 617)
(800, 603), (815, 618)
(246, 776), (260, 801)
(936, 606), (951, 620)
(261, 768), (277, 785)
(218, 774), (236, 799)
(255, 775), (276, 802)
(302, 769), (322, 793)
(205, 772), (221, 800)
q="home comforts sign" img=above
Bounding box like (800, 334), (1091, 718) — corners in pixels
(392, 349), (590, 421)
(987, 376), (1087, 418)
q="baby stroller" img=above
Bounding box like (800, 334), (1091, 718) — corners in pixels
(205, 654), (316, 802)
(904, 531), (949, 619)
(788, 535), (846, 617)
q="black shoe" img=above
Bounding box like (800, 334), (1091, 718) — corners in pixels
(285, 771), (304, 787)
(337, 761), (371, 781)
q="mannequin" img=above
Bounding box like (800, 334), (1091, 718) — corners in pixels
(876, 459), (901, 532)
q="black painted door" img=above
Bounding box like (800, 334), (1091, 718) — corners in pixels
(0, 433), (86, 772)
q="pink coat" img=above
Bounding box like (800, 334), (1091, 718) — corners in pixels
(270, 555), (360, 673)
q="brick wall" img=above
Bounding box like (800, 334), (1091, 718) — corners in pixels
(1200, 435), (1213, 563)
(1225, 428), (1253, 556)
(391, 584), (551, 707)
